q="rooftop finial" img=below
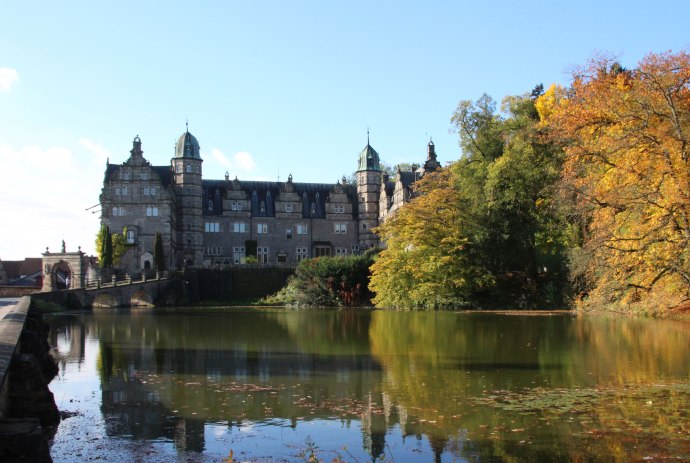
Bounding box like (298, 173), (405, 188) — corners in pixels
(186, 119), (189, 132)
(367, 126), (370, 145)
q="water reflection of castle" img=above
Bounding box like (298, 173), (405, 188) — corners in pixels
(50, 311), (453, 461)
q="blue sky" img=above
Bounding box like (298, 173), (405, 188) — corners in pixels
(1, 0), (689, 260)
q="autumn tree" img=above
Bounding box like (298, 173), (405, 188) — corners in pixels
(543, 51), (690, 313)
(370, 91), (570, 309)
(370, 169), (492, 309)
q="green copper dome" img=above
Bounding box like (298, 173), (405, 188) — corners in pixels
(357, 143), (381, 172)
(175, 129), (201, 159)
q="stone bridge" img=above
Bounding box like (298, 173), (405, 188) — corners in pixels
(34, 273), (174, 309)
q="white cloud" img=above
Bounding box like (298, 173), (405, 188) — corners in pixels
(0, 67), (19, 92)
(0, 143), (102, 260)
(210, 148), (256, 172)
(78, 137), (111, 164)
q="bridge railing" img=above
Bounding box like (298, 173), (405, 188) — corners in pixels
(84, 271), (169, 290)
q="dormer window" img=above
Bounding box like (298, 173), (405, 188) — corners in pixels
(285, 203), (293, 213)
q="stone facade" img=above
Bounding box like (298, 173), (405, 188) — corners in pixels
(100, 130), (439, 272)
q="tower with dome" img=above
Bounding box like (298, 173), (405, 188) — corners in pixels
(99, 128), (439, 272)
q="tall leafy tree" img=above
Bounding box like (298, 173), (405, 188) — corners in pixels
(543, 51), (690, 312)
(102, 226), (113, 268)
(153, 232), (165, 271)
(371, 91), (569, 309)
(96, 223), (108, 260)
(370, 169), (492, 309)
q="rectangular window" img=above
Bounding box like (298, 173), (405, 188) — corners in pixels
(205, 246), (222, 256)
(257, 223), (268, 234)
(296, 224), (308, 235)
(123, 170), (131, 180)
(257, 246), (269, 263)
(285, 203), (293, 213)
(335, 223), (347, 234)
(140, 171), (149, 180)
(146, 207), (159, 217)
(115, 187), (121, 195)
(352, 244), (360, 253)
(233, 222), (247, 233)
(296, 247), (308, 262)
(230, 201), (243, 211)
(205, 222), (220, 233)
(286, 229), (292, 239)
(112, 207), (124, 216)
(186, 164), (192, 173)
(333, 204), (345, 213)
(233, 246), (246, 264)
(150, 187), (156, 196)
(121, 186), (128, 195)
(126, 230), (135, 244)
(144, 186), (150, 196)
(335, 247), (347, 256)
(314, 246), (331, 257)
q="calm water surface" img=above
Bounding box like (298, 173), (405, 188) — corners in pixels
(46, 308), (690, 462)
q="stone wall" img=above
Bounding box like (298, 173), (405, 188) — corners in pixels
(0, 286), (39, 298)
(0, 297), (58, 462)
(177, 267), (294, 303)
(232, 267), (293, 299)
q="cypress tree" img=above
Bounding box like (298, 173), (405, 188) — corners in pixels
(102, 226), (113, 268)
(153, 232), (165, 271)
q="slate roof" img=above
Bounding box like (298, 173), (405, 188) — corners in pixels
(357, 143), (381, 172)
(398, 171), (417, 189)
(175, 130), (201, 159)
(202, 179), (359, 219)
(383, 181), (395, 197)
(103, 164), (173, 188)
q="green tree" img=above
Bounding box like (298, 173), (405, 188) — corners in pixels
(265, 254), (375, 307)
(153, 232), (165, 271)
(96, 223), (108, 260)
(111, 227), (127, 266)
(371, 92), (570, 309)
(102, 226), (113, 268)
(370, 169), (492, 309)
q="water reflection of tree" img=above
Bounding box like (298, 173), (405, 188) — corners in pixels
(367, 312), (690, 462)
(47, 311), (690, 462)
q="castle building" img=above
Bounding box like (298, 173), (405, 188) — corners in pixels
(100, 129), (438, 271)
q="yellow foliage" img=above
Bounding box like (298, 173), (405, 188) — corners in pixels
(535, 83), (564, 122)
(546, 50), (690, 312)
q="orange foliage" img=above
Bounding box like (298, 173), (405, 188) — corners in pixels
(544, 51), (690, 312)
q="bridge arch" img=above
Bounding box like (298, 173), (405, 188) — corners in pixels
(41, 248), (86, 292)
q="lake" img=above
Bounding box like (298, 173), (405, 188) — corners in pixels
(46, 308), (690, 462)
